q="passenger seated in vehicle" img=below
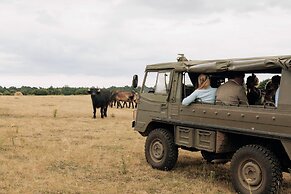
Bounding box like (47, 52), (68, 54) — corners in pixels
(182, 74), (217, 105)
(264, 75), (281, 103)
(246, 74), (263, 105)
(215, 72), (248, 105)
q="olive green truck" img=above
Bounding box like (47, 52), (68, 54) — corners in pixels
(132, 55), (291, 194)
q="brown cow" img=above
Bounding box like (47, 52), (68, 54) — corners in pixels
(112, 91), (136, 108)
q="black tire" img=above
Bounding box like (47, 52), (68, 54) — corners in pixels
(145, 128), (178, 171)
(230, 144), (282, 194)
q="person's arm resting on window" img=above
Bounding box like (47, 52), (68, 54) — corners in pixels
(182, 90), (198, 106)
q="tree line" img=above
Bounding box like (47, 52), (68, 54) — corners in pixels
(0, 85), (139, 96)
(0, 79), (269, 96)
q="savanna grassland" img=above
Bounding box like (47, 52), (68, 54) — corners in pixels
(0, 96), (290, 194)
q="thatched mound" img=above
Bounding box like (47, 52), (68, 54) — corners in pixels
(14, 92), (23, 96)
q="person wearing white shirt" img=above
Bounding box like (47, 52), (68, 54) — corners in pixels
(182, 74), (217, 105)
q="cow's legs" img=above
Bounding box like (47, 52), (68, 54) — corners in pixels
(100, 107), (104, 118)
(123, 101), (127, 108)
(127, 101), (130, 108)
(117, 101), (122, 108)
(110, 100), (116, 108)
(130, 101), (134, 109)
(104, 105), (108, 117)
(93, 106), (96, 119)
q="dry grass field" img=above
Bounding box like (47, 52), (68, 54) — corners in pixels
(0, 95), (290, 194)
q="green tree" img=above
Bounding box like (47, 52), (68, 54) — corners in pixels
(3, 90), (11, 95)
(20, 86), (33, 95)
(62, 85), (75, 95)
(75, 87), (88, 95)
(34, 88), (48, 95)
(8, 86), (17, 94)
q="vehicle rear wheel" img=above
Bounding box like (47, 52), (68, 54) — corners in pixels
(230, 144), (282, 194)
(145, 128), (178, 171)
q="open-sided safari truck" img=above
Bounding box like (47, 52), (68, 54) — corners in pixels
(132, 55), (291, 194)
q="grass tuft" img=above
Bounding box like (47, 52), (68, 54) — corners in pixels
(53, 109), (58, 118)
(120, 155), (127, 175)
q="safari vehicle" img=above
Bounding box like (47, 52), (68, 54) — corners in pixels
(132, 54), (291, 194)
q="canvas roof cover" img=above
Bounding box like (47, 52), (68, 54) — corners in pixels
(146, 55), (291, 73)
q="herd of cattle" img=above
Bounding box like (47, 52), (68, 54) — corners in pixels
(87, 88), (138, 118)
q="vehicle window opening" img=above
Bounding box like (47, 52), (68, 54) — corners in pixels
(182, 73), (222, 105)
(181, 70), (282, 108)
(214, 72), (281, 107)
(142, 71), (171, 95)
(142, 71), (157, 93)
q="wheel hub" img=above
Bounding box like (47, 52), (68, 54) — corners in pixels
(242, 161), (262, 186)
(151, 140), (164, 161)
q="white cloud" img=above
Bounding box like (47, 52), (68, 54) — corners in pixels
(0, 0), (290, 87)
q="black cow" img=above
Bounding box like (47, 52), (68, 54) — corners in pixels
(88, 88), (111, 119)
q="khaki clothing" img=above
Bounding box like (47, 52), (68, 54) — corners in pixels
(216, 80), (248, 105)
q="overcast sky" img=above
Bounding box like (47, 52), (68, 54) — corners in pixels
(0, 0), (291, 88)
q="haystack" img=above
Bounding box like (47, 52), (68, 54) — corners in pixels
(14, 91), (23, 96)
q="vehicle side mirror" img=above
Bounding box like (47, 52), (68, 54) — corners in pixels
(132, 75), (138, 88)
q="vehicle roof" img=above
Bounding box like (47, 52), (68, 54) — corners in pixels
(145, 55), (291, 73)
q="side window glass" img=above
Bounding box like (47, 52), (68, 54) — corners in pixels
(143, 72), (157, 93)
(142, 71), (171, 94)
(155, 72), (170, 94)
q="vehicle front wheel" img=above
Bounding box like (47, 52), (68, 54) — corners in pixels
(145, 128), (178, 171)
(230, 144), (282, 194)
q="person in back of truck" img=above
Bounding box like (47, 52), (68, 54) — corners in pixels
(215, 72), (248, 105)
(246, 73), (262, 105)
(182, 74), (217, 105)
(264, 75), (281, 104)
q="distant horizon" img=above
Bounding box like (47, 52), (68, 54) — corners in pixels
(0, 74), (142, 88)
(0, 84), (135, 89)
